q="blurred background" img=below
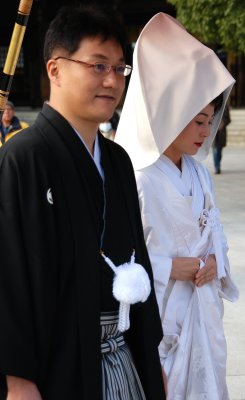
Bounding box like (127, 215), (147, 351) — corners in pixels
(1, 0), (245, 109)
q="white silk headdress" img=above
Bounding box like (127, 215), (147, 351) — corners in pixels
(115, 13), (235, 170)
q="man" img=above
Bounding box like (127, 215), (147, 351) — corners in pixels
(0, 4), (165, 400)
(0, 100), (29, 145)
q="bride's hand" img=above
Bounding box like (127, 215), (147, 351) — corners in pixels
(194, 254), (217, 287)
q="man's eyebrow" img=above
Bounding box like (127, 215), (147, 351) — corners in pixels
(89, 53), (125, 62)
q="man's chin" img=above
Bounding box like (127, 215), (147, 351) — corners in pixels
(98, 111), (115, 123)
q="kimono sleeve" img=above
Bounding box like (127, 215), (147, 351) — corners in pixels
(199, 162), (239, 301)
(0, 146), (58, 385)
(135, 170), (172, 317)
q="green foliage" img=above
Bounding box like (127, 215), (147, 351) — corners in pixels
(167, 0), (245, 54)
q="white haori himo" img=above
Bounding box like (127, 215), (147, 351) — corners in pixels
(136, 155), (239, 400)
(102, 250), (151, 332)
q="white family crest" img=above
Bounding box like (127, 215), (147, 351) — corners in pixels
(47, 188), (53, 204)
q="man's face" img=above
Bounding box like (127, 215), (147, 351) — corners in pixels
(50, 36), (126, 127)
(2, 105), (15, 125)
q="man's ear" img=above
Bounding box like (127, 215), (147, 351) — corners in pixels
(46, 59), (61, 86)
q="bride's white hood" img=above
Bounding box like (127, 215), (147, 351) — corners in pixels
(115, 13), (235, 170)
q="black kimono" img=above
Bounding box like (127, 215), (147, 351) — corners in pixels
(0, 103), (165, 399)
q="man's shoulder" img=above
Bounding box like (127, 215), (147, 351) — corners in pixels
(5, 123), (39, 143)
(0, 123), (49, 164)
(103, 135), (132, 163)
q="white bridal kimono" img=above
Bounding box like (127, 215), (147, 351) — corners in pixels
(136, 155), (239, 400)
(114, 11), (239, 400)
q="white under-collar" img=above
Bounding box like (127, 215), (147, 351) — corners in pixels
(74, 129), (104, 179)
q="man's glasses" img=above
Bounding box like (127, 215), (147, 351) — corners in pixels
(54, 57), (132, 76)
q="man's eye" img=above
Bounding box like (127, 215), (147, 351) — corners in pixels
(116, 65), (126, 74)
(94, 64), (107, 73)
(196, 121), (203, 125)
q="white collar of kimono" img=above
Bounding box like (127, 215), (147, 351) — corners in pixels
(115, 12), (235, 170)
(158, 154), (204, 220)
(159, 154), (192, 195)
(74, 129), (104, 179)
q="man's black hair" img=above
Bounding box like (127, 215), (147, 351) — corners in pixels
(43, 3), (128, 63)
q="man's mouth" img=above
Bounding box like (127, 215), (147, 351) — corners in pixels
(96, 95), (115, 100)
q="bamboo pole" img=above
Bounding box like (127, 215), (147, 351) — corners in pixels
(0, 0), (34, 143)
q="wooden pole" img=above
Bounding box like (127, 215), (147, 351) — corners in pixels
(0, 0), (34, 143)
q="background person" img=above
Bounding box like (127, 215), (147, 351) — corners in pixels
(212, 103), (231, 174)
(115, 13), (239, 400)
(0, 100), (29, 145)
(99, 109), (120, 140)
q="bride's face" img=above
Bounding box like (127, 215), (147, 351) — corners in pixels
(168, 103), (215, 158)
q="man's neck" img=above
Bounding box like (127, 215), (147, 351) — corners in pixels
(47, 101), (98, 155)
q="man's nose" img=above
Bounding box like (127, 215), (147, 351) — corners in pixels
(102, 70), (123, 87)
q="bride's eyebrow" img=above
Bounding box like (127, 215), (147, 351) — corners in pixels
(196, 112), (214, 118)
(197, 112), (208, 117)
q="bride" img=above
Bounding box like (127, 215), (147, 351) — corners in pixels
(115, 12), (239, 400)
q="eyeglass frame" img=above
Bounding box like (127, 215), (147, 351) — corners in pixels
(53, 56), (132, 77)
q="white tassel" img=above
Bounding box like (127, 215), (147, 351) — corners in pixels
(118, 302), (130, 332)
(101, 250), (151, 332)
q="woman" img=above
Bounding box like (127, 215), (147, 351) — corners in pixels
(115, 13), (239, 400)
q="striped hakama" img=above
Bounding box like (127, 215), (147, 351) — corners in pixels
(101, 311), (146, 400)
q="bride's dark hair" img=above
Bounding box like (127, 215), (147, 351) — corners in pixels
(211, 93), (223, 114)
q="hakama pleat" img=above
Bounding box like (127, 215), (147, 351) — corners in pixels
(101, 312), (146, 400)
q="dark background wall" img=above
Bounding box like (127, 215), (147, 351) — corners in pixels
(0, 0), (176, 108)
(2, 1), (244, 108)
